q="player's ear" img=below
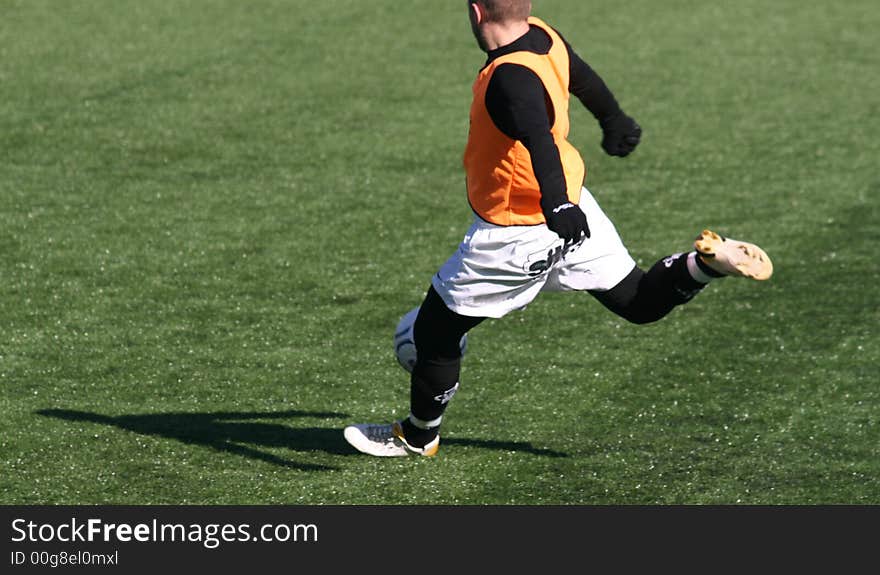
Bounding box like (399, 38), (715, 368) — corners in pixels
(469, 1), (483, 26)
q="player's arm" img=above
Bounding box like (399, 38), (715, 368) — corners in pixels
(485, 63), (589, 244)
(561, 34), (642, 157)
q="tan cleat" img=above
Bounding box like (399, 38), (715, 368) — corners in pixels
(694, 229), (773, 280)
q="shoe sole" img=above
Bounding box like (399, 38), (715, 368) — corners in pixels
(694, 229), (773, 280)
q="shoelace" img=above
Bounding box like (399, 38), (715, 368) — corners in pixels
(365, 424), (396, 442)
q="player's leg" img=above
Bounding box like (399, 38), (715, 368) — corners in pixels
(590, 230), (773, 323)
(343, 217), (558, 457)
(399, 285), (485, 448)
(589, 252), (714, 324)
(550, 188), (772, 323)
(343, 287), (483, 457)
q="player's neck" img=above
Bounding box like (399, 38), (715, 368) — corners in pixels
(481, 20), (530, 52)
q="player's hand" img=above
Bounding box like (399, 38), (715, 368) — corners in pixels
(541, 197), (590, 246)
(600, 112), (642, 157)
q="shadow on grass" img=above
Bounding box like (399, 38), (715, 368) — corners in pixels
(36, 409), (570, 468)
(36, 408), (352, 472)
(443, 438), (568, 458)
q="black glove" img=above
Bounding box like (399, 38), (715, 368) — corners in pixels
(600, 112), (642, 157)
(541, 196), (590, 246)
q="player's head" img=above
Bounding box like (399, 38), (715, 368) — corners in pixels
(467, 0), (532, 51)
(468, 0), (531, 23)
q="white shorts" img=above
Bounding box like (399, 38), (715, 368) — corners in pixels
(432, 187), (636, 318)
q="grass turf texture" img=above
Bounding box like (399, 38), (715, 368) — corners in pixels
(1, 0), (877, 505)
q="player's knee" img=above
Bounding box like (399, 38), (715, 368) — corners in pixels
(413, 286), (481, 360)
(618, 308), (666, 325)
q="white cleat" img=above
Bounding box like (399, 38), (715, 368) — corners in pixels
(343, 421), (440, 457)
(694, 229), (773, 281)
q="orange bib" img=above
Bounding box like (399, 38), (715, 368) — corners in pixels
(463, 17), (585, 226)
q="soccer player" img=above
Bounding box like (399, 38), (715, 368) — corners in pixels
(344, 0), (773, 456)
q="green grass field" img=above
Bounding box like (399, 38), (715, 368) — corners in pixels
(2, 0), (878, 505)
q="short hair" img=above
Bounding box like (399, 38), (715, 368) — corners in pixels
(476, 0), (531, 23)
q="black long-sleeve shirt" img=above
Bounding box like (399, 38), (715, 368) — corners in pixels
(482, 24), (621, 203)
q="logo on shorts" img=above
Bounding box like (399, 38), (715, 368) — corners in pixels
(526, 246), (564, 276)
(524, 240), (583, 276)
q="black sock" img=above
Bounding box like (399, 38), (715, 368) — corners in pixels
(664, 253), (707, 295)
(694, 252), (726, 278)
(407, 356), (461, 445)
(400, 417), (439, 448)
